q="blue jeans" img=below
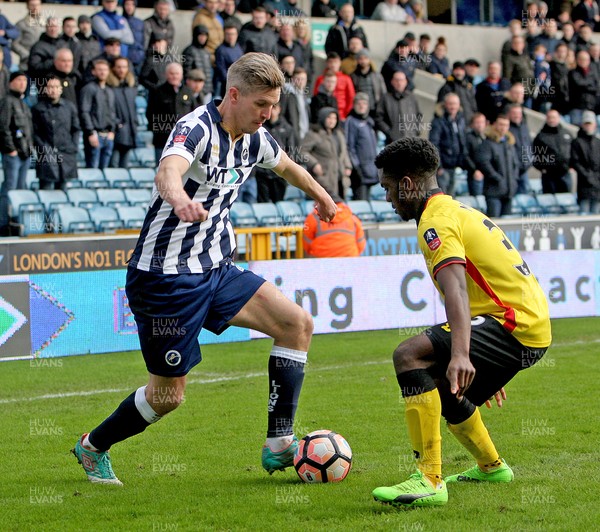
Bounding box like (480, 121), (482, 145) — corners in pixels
(516, 171), (530, 195)
(579, 198), (600, 215)
(0, 154), (30, 227)
(84, 134), (114, 169)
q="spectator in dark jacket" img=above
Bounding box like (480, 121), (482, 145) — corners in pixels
(324, 3), (368, 59)
(139, 35), (174, 92)
(574, 23), (594, 52)
(238, 6), (277, 55)
(220, 0), (243, 32)
(350, 49), (386, 118)
(312, 0), (338, 18)
(214, 23), (243, 99)
(568, 50), (599, 125)
(32, 76), (80, 190)
(0, 71), (34, 234)
(549, 42), (570, 115)
(122, 0), (145, 75)
(255, 102), (297, 203)
(47, 48), (79, 110)
(12, 0), (44, 72)
(276, 23), (305, 67)
(294, 20), (314, 85)
(437, 62), (478, 124)
(57, 17), (83, 79)
(280, 67), (311, 142)
(79, 59), (117, 169)
(28, 17), (61, 82)
(143, 0), (175, 50)
(107, 56), (138, 168)
(463, 112), (488, 196)
(427, 38), (451, 79)
(532, 109), (573, 193)
(76, 15), (101, 76)
(184, 68), (206, 108)
(0, 9), (19, 69)
(506, 104), (532, 194)
(92, 0), (135, 57)
(0, 49), (9, 99)
(182, 25), (213, 98)
(82, 37), (124, 86)
(532, 18), (560, 56)
(571, 110), (600, 214)
(345, 93), (379, 200)
(475, 61), (512, 122)
(375, 70), (422, 145)
(477, 114), (520, 217)
(571, 0), (599, 31)
(381, 39), (416, 92)
(310, 71), (339, 124)
(429, 94), (467, 195)
(502, 35), (534, 105)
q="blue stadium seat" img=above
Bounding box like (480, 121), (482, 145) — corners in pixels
(370, 200), (397, 222)
(78, 168), (109, 189)
(117, 206), (146, 229)
(514, 194), (543, 215)
(475, 195), (488, 214)
(529, 178), (543, 194)
(252, 203), (282, 226)
(129, 168), (155, 189)
(230, 202), (258, 227)
(458, 195), (480, 210)
(283, 185), (305, 202)
(56, 206), (95, 234)
(347, 200), (377, 223)
(25, 168), (39, 191)
(132, 147), (156, 168)
(554, 193), (579, 214)
(63, 179), (83, 189)
(67, 188), (100, 209)
(36, 190), (71, 215)
(124, 188), (152, 207)
(96, 188), (129, 207)
(369, 183), (386, 201)
(135, 130), (153, 147)
(536, 194), (562, 215)
(135, 94), (147, 111)
(276, 201), (304, 224)
(88, 206), (124, 232)
(302, 199), (315, 216)
(7, 190), (45, 235)
(103, 168), (134, 189)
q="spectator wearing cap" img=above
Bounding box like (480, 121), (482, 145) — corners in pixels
(214, 22), (243, 98)
(429, 92), (467, 195)
(464, 58), (483, 85)
(28, 16), (61, 83)
(475, 61), (511, 122)
(341, 36), (367, 76)
(312, 0), (338, 18)
(122, 0), (145, 75)
(371, 0), (410, 22)
(238, 6), (277, 55)
(375, 70), (422, 145)
(0, 71), (34, 235)
(144, 0), (175, 50)
(325, 3), (368, 59)
(568, 49), (599, 126)
(381, 39), (416, 91)
(12, 0), (45, 72)
(185, 68), (207, 107)
(345, 92), (379, 200)
(313, 52), (355, 121)
(140, 34), (175, 92)
(276, 23), (305, 68)
(0, 9), (19, 70)
(82, 37), (124, 86)
(192, 0), (224, 63)
(350, 49), (386, 118)
(303, 191), (366, 258)
(427, 37), (451, 78)
(76, 15), (101, 76)
(92, 0), (134, 58)
(571, 110), (600, 214)
(437, 61), (478, 124)
(106, 56), (138, 168)
(281, 67), (311, 142)
(182, 25), (213, 99)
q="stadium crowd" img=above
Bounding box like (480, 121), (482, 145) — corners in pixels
(0, 0), (598, 235)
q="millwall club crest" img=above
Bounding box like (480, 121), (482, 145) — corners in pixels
(168, 123), (192, 147)
(424, 228), (441, 251)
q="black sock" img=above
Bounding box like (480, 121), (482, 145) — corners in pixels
(267, 349), (306, 438)
(88, 388), (158, 451)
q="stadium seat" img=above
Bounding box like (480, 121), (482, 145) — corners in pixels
(25, 169), (39, 191)
(276, 201), (304, 224)
(36, 190), (71, 215)
(252, 202), (282, 226)
(103, 168), (134, 189)
(88, 206), (124, 232)
(369, 183), (386, 201)
(129, 168), (155, 189)
(117, 206), (146, 229)
(63, 179), (83, 189)
(370, 200), (397, 222)
(529, 178), (543, 194)
(283, 185), (305, 202)
(67, 188), (100, 209)
(514, 194), (543, 215)
(453, 180), (469, 196)
(124, 188), (152, 207)
(132, 147), (156, 168)
(135, 94), (147, 111)
(56, 206), (95, 233)
(302, 199), (315, 216)
(347, 200), (377, 223)
(78, 168), (109, 189)
(475, 195), (487, 214)
(135, 130), (153, 147)
(554, 193), (579, 214)
(458, 195), (480, 210)
(7, 190), (45, 236)
(96, 188), (129, 207)
(536, 194), (563, 215)
(230, 201), (258, 227)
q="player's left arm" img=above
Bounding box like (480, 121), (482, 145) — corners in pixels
(273, 151), (337, 222)
(436, 263), (476, 399)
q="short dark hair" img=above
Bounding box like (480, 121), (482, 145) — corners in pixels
(495, 113), (510, 122)
(293, 67), (307, 76)
(326, 51), (341, 60)
(375, 138), (440, 183)
(63, 16), (75, 24)
(223, 22), (239, 31)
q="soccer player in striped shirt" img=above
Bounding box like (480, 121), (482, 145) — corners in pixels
(72, 53), (337, 485)
(371, 137), (551, 507)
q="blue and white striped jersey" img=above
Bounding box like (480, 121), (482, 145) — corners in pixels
(129, 100), (281, 274)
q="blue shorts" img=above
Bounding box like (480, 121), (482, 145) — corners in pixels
(125, 262), (266, 377)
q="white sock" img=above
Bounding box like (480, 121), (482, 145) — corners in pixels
(83, 433), (99, 451)
(266, 435), (294, 452)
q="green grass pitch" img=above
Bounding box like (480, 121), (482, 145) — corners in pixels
(1, 317), (599, 531)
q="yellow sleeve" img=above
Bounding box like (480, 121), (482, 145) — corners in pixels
(419, 215), (466, 279)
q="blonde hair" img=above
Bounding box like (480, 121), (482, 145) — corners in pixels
(226, 53), (285, 95)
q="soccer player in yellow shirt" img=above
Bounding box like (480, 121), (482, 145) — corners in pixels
(371, 137), (551, 507)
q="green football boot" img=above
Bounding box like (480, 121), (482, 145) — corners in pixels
(261, 436), (299, 474)
(71, 433), (123, 485)
(445, 459), (514, 483)
(372, 470), (448, 507)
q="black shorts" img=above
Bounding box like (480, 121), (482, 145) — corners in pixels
(425, 315), (548, 406)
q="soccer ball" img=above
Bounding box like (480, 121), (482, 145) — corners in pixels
(293, 430), (352, 483)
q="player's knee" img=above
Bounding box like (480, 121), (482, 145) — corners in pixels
(392, 343), (414, 373)
(146, 386), (185, 415)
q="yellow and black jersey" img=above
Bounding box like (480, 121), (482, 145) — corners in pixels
(417, 192), (551, 348)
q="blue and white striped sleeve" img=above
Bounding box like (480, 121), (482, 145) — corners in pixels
(161, 116), (207, 165)
(256, 129), (282, 169)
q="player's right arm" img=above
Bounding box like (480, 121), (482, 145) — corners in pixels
(155, 155), (208, 223)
